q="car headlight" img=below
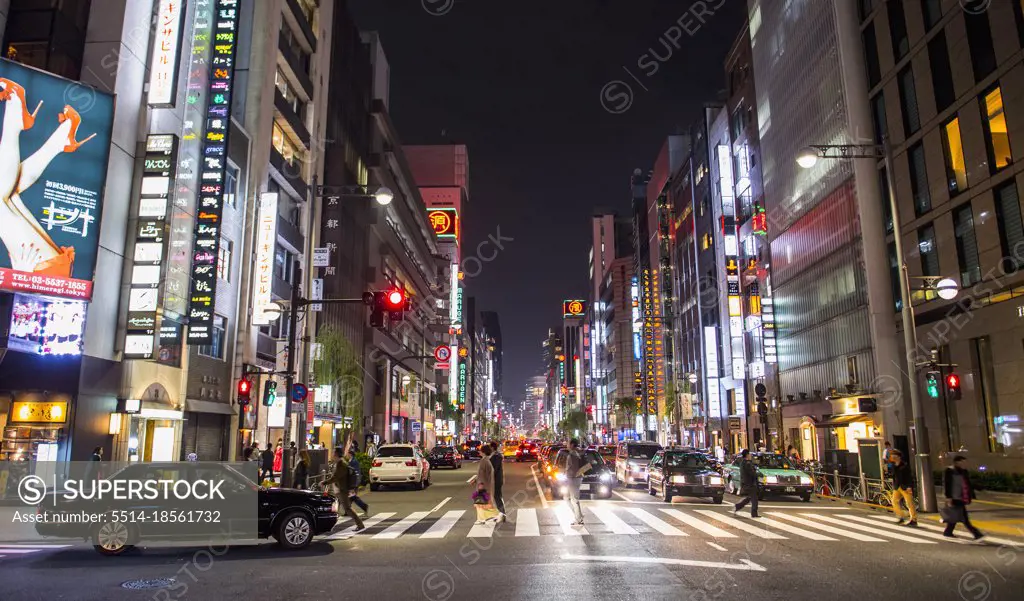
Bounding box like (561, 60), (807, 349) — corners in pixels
(628, 461), (639, 470)
(555, 472), (567, 481)
(707, 476), (723, 485)
(600, 472), (613, 483)
(671, 475), (687, 484)
(764, 475), (778, 484)
(800, 476), (812, 485)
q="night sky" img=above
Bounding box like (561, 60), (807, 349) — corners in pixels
(349, 0), (747, 406)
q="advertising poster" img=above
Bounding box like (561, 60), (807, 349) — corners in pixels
(0, 58), (114, 300)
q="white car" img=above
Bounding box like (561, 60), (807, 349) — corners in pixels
(369, 444), (431, 490)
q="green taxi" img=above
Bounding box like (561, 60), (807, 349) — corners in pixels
(724, 452), (813, 501)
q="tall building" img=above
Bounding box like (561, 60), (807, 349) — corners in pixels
(748, 0), (902, 460)
(480, 310), (502, 407)
(524, 374), (546, 433)
(860, 0), (1024, 469)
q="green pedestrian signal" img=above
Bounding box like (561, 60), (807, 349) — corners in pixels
(926, 372), (940, 399)
(263, 380), (278, 406)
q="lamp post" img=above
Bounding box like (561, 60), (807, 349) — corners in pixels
(796, 138), (941, 512)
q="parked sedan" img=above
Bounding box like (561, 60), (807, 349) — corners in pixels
(547, 449), (614, 499)
(724, 453), (813, 501)
(369, 444), (431, 490)
(34, 463), (338, 555)
(647, 450), (725, 503)
(427, 446), (463, 469)
(515, 443), (538, 462)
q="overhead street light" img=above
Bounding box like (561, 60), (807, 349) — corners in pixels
(374, 186), (394, 206)
(795, 147), (819, 169)
(935, 278), (959, 301)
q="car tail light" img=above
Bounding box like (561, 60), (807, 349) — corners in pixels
(372, 460), (382, 467)
(405, 459), (417, 467)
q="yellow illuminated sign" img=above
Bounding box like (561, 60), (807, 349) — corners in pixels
(11, 401), (68, 424)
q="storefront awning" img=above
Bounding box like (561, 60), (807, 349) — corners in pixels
(814, 414), (871, 428)
(185, 399), (236, 415)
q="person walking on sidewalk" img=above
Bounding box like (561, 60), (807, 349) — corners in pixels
(889, 449), (917, 526)
(733, 449), (760, 518)
(348, 451), (369, 517)
(942, 455), (984, 541)
(259, 443), (274, 483)
(327, 447), (365, 532)
(489, 439), (507, 522)
(565, 439), (591, 526)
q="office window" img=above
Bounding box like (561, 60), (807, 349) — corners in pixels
(953, 204), (981, 286)
(918, 224), (939, 277)
(981, 87), (1013, 172)
(1014, 0), (1024, 47)
(198, 316), (226, 360)
(965, 11), (996, 81)
(858, 0), (875, 21)
(922, 0), (942, 29)
(994, 181), (1024, 270)
(889, 242), (902, 312)
(863, 23), (881, 88)
(879, 167), (893, 233)
(870, 92), (887, 144)
(941, 117), (968, 194)
(224, 163), (239, 208)
(898, 67), (920, 136)
(908, 143), (931, 215)
(274, 244), (294, 282)
(928, 32), (955, 112)
(888, 0), (909, 60)
(217, 239), (232, 282)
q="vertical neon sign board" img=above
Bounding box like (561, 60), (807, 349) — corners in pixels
(186, 0), (240, 343)
(147, 0), (187, 106)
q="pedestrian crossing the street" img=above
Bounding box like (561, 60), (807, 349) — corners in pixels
(319, 506), (1010, 546)
(0, 544), (71, 560)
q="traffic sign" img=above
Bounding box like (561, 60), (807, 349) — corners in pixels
(292, 383), (308, 402)
(434, 345), (451, 362)
(412, 421), (422, 433)
(313, 247), (330, 267)
(728, 416), (741, 430)
(754, 383), (767, 397)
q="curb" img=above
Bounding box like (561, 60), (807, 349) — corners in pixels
(813, 494), (1024, 538)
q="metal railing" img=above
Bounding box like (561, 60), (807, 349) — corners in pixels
(807, 467), (912, 509)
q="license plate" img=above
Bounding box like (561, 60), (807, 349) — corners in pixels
(581, 484), (590, 491)
(785, 486), (796, 492)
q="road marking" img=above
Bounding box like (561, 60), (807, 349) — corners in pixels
(554, 504), (589, 535)
(0, 548), (51, 554)
(707, 542), (728, 551)
(327, 512), (395, 538)
(749, 516), (838, 541)
(430, 497), (451, 513)
(798, 513), (936, 544)
(764, 512), (885, 541)
(421, 510), (464, 539)
(694, 510), (787, 539)
(864, 514), (1024, 547)
(0, 544), (70, 549)
(562, 553), (766, 572)
(660, 508), (736, 538)
(515, 508), (540, 537)
(613, 490), (635, 502)
(836, 514), (967, 544)
(468, 520), (495, 536)
(589, 505), (639, 534)
(466, 475), (477, 483)
(374, 511), (430, 539)
(531, 465), (550, 508)
(623, 507), (687, 536)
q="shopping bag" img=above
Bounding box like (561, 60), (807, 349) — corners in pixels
(940, 504), (965, 524)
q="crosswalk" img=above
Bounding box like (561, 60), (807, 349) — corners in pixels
(0, 543), (71, 560)
(321, 505), (1021, 546)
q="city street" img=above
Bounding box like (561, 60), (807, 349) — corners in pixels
(1, 460), (1022, 600)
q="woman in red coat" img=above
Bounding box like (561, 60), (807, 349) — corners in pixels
(273, 440), (283, 474)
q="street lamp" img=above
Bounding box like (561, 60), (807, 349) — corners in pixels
(796, 138), (937, 513)
(316, 183), (393, 206)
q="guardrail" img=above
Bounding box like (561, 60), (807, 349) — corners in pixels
(808, 468), (905, 508)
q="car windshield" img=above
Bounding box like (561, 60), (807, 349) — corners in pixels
(755, 454), (793, 469)
(598, 446), (615, 454)
(557, 450), (604, 469)
(377, 447), (414, 458)
(665, 453), (708, 468)
(431, 447), (453, 453)
(628, 445), (661, 459)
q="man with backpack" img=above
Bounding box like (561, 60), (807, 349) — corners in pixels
(348, 451), (369, 517)
(327, 447), (365, 531)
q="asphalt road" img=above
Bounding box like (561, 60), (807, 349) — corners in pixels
(1, 460), (1022, 601)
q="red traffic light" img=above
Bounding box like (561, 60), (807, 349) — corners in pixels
(238, 378), (252, 396)
(946, 374), (960, 388)
(382, 288), (406, 311)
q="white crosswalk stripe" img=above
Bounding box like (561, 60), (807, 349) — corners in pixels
(864, 514), (1024, 547)
(0, 544), (71, 560)
(315, 505), (997, 545)
(421, 510), (465, 539)
(515, 508), (540, 537)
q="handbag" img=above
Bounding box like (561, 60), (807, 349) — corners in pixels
(472, 489), (490, 505)
(939, 504), (965, 524)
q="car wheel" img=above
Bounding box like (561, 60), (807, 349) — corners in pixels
(712, 495), (724, 504)
(275, 511), (314, 549)
(647, 481), (656, 496)
(93, 520), (134, 556)
(801, 493), (812, 502)
(370, 483), (380, 491)
(661, 482), (673, 503)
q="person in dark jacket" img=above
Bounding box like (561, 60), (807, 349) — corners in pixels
(293, 450), (310, 490)
(326, 447), (365, 532)
(259, 443), (274, 483)
(348, 452), (369, 516)
(943, 455), (984, 540)
(889, 449), (917, 526)
(732, 449), (760, 518)
(489, 440), (506, 521)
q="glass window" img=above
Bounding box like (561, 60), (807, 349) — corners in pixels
(863, 23), (881, 88)
(224, 163), (240, 208)
(929, 32), (955, 112)
(664, 453), (709, 468)
(217, 239), (232, 282)
(981, 87), (1013, 172)
(965, 11), (996, 81)
(888, 0), (909, 60)
(954, 204), (982, 287)
(753, 454), (794, 469)
(923, 0), (942, 29)
(870, 92), (887, 144)
(198, 316), (226, 360)
(941, 117), (968, 194)
(271, 122), (303, 166)
(898, 67), (920, 135)
(908, 143), (931, 215)
(376, 446), (414, 458)
(1014, 0), (1024, 47)
(274, 244), (294, 281)
(994, 181), (1024, 271)
(858, 0), (875, 21)
(880, 167), (893, 233)
(889, 242), (902, 312)
(919, 224), (939, 277)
